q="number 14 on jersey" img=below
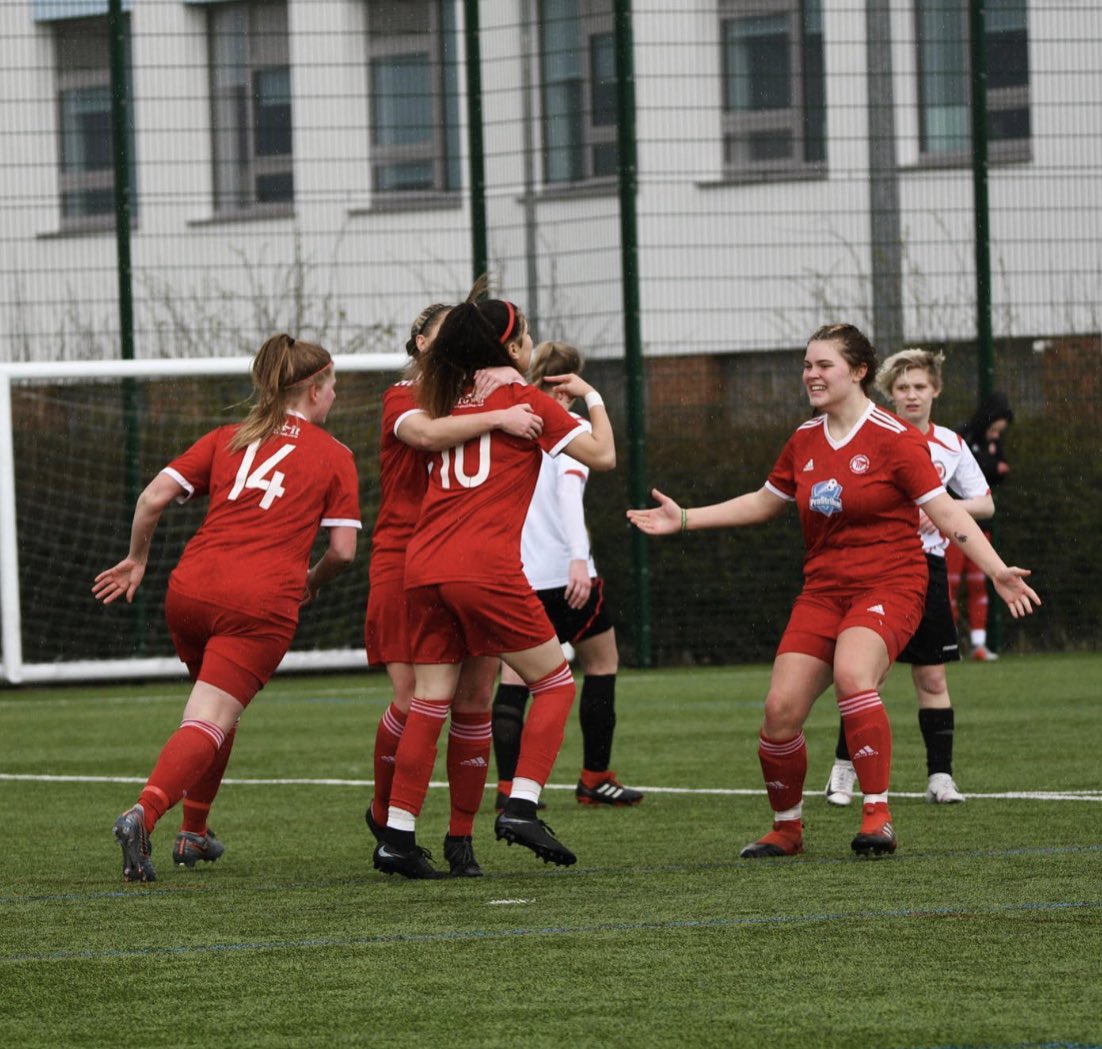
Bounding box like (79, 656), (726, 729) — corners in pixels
(229, 441), (295, 509)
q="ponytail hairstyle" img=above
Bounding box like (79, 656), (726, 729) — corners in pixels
(530, 340), (583, 387)
(418, 275), (529, 418)
(230, 333), (332, 451)
(807, 323), (878, 394)
(875, 347), (945, 400)
(406, 302), (451, 357)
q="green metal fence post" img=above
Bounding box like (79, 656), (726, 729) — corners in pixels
(969, 0), (1002, 651)
(463, 0), (488, 281)
(109, 0), (144, 653)
(970, 0), (993, 401)
(613, 0), (651, 667)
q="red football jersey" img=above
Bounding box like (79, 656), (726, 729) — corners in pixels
(369, 381), (429, 587)
(165, 413), (361, 624)
(765, 402), (944, 590)
(403, 384), (586, 588)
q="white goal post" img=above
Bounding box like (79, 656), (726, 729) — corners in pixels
(0, 353), (404, 685)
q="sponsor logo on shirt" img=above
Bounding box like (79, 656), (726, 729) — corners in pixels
(849, 454), (870, 474)
(809, 478), (843, 516)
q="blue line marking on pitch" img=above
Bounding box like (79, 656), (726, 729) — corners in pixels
(2, 899), (1099, 965)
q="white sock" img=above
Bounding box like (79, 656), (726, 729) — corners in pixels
(971, 629), (987, 647)
(863, 793), (888, 806)
(510, 777), (542, 804)
(387, 806), (416, 832)
(775, 803), (802, 822)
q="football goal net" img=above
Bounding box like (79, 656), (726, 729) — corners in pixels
(0, 353), (404, 685)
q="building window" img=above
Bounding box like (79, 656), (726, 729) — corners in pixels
(55, 16), (136, 230)
(367, 0), (460, 195)
(917, 0), (1030, 160)
(209, 1), (293, 213)
(539, 0), (618, 185)
(720, 0), (825, 177)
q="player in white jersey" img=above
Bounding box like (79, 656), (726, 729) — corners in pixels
(492, 342), (643, 809)
(825, 348), (993, 808)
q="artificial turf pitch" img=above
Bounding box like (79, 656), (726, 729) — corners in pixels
(1, 654), (1100, 1049)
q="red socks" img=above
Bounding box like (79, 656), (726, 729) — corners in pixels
(138, 719), (225, 832)
(388, 698), (449, 818)
(757, 732), (807, 813)
(371, 702), (407, 825)
(838, 690), (892, 795)
(180, 723), (238, 835)
(446, 710), (492, 836)
(513, 663), (575, 787)
(965, 567), (989, 631)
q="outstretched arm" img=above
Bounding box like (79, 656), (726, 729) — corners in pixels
(626, 486), (787, 536)
(544, 374), (615, 472)
(91, 472), (185, 605)
(922, 492), (1039, 618)
(397, 404), (543, 452)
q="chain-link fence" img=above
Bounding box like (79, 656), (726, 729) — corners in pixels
(1, 1), (1099, 666)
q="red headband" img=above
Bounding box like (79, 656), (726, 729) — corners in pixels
(287, 360), (332, 389)
(498, 301), (517, 345)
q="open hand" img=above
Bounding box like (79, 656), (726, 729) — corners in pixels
(92, 559), (146, 605)
(626, 488), (682, 536)
(993, 567), (1040, 618)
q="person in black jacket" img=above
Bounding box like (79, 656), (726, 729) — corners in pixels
(946, 392), (1014, 659)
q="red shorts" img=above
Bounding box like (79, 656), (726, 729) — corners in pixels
(776, 579), (927, 665)
(406, 581), (556, 663)
(364, 576), (412, 666)
(165, 586), (296, 705)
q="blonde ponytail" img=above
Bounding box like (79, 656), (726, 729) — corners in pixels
(230, 334), (332, 451)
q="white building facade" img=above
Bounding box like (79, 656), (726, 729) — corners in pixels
(0, 0), (1098, 362)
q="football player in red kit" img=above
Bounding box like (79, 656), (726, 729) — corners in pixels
(372, 286), (615, 878)
(825, 348), (993, 808)
(94, 334), (361, 883)
(364, 302), (545, 878)
(628, 323), (1038, 859)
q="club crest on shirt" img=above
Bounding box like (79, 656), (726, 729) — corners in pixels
(810, 478), (843, 516)
(849, 454), (870, 474)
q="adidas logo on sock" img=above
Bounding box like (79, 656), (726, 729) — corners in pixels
(765, 780), (787, 790)
(853, 745), (878, 759)
(459, 756), (487, 768)
(381, 755), (396, 765)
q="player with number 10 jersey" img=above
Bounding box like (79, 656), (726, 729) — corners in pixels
(404, 385), (584, 599)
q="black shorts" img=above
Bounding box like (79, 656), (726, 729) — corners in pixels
(534, 577), (614, 645)
(897, 554), (960, 666)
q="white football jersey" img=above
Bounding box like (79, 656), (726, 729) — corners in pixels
(922, 421), (990, 557)
(520, 415), (597, 590)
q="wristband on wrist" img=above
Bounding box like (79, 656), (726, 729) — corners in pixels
(584, 391), (604, 410)
(680, 507), (688, 534)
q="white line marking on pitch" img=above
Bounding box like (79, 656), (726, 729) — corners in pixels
(0, 772), (1100, 802)
(487, 899), (535, 906)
